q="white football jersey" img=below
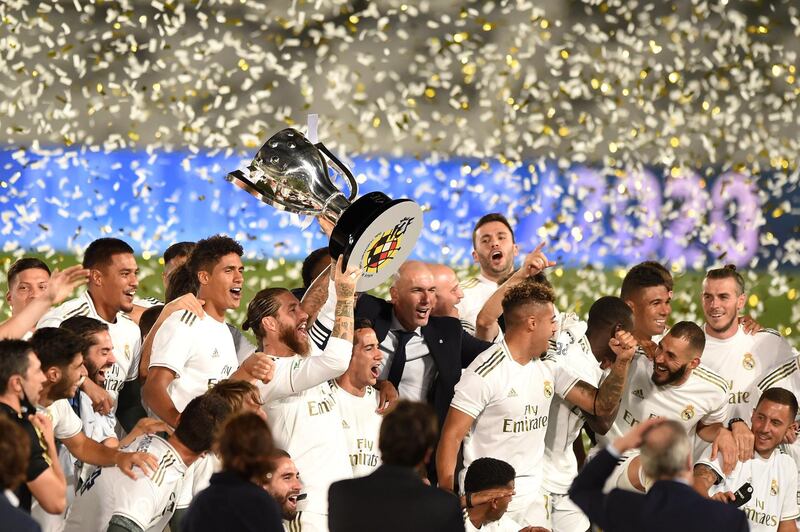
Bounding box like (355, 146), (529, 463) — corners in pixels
(703, 326), (795, 415)
(264, 377), (352, 515)
(333, 383), (382, 478)
(43, 399), (83, 441)
(463, 509), (523, 532)
(176, 453), (221, 509)
(456, 274), (499, 334)
(698, 445), (800, 531)
(259, 336), (354, 515)
(64, 434), (186, 532)
(452, 340), (579, 497)
(133, 295), (163, 308)
(734, 351), (800, 424)
(598, 353), (729, 455)
(38, 292), (142, 405)
(543, 320), (604, 494)
(149, 310), (238, 414)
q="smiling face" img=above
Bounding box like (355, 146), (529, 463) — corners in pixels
(83, 330), (116, 386)
(751, 399), (794, 456)
(390, 262), (437, 330)
(7, 267), (50, 316)
(91, 253), (139, 314)
(628, 285), (671, 338)
(651, 333), (698, 386)
(198, 253), (244, 315)
(265, 456), (303, 520)
(46, 352), (87, 401)
(472, 221), (518, 282)
(702, 277), (745, 337)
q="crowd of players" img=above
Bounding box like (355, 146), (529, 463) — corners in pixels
(0, 212), (798, 532)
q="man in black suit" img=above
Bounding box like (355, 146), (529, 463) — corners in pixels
(310, 260), (491, 425)
(569, 417), (748, 532)
(328, 400), (464, 532)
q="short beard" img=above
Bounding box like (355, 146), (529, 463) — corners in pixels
(50, 377), (76, 401)
(279, 322), (310, 357)
(652, 363), (688, 386)
(705, 314), (738, 335)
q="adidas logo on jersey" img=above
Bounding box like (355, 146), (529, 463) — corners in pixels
(211, 348), (219, 358)
(342, 420), (350, 429)
(632, 389), (644, 399)
(507, 388), (518, 398)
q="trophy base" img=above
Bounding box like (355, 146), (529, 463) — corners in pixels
(330, 192), (423, 291)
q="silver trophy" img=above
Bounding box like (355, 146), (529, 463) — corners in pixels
(226, 128), (423, 291)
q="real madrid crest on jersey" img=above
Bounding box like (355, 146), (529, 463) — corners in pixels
(543, 381), (553, 398)
(771, 479), (779, 496)
(681, 405), (695, 420)
(124, 344), (131, 360)
(742, 352), (755, 370)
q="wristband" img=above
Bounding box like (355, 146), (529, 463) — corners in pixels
(466, 492), (474, 508)
(727, 418), (745, 430)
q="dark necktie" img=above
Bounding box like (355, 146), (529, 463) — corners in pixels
(387, 330), (415, 391)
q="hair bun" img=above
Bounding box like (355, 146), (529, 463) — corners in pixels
(723, 264), (737, 271)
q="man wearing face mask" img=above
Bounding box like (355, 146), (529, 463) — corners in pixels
(28, 328), (157, 531)
(0, 339), (65, 515)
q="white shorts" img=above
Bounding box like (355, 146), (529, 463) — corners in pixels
(505, 484), (549, 528)
(543, 491), (590, 532)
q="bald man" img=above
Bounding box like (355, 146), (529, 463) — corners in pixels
(310, 261), (491, 428)
(429, 264), (464, 319)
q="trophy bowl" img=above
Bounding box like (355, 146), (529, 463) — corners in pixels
(226, 128), (423, 291)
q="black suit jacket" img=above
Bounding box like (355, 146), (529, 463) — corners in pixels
(568, 448), (749, 532)
(353, 294), (491, 424)
(328, 465), (464, 532)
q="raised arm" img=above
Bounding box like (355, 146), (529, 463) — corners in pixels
(0, 265), (88, 339)
(564, 331), (635, 424)
(260, 257), (360, 402)
(300, 263), (332, 326)
(474, 244), (555, 341)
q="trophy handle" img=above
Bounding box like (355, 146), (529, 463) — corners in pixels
(316, 143), (358, 202)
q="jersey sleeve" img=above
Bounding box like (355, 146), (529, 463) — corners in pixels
(259, 336), (352, 403)
(149, 312), (194, 377)
(694, 444), (724, 482)
(36, 308), (64, 329)
(51, 400), (83, 440)
(450, 370), (492, 419)
(699, 388), (730, 426)
(781, 456), (800, 521)
(551, 359), (580, 399)
(25, 421), (51, 482)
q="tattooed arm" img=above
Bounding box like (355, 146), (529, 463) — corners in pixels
(692, 463), (721, 497)
(564, 331), (636, 429)
(330, 257), (359, 343)
(300, 264), (332, 326)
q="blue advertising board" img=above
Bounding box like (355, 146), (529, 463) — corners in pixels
(0, 147), (795, 269)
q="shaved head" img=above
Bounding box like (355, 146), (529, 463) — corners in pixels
(390, 261), (437, 330)
(429, 264), (463, 318)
